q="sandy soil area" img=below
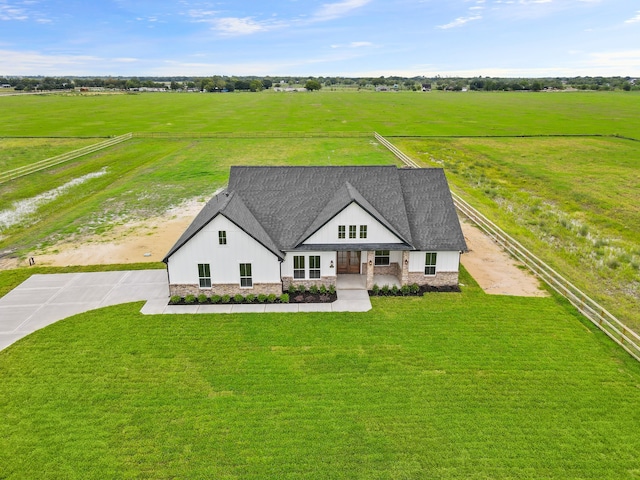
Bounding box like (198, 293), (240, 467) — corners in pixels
(11, 199), (547, 297)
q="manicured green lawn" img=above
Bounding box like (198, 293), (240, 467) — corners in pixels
(1, 271), (639, 479)
(393, 136), (640, 333)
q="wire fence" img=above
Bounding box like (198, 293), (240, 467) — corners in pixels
(0, 133), (133, 184)
(374, 132), (640, 363)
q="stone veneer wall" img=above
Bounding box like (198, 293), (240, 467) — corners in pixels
(282, 276), (335, 290)
(169, 283), (282, 297)
(406, 271), (459, 287)
(373, 263), (400, 277)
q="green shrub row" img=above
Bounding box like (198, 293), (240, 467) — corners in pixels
(370, 283), (420, 296)
(286, 284), (336, 295)
(170, 293), (289, 305)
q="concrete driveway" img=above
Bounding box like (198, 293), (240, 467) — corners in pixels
(0, 270), (372, 351)
(0, 270), (168, 351)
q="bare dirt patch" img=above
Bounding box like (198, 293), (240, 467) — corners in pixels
(459, 219), (548, 297)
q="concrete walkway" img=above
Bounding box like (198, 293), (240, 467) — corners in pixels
(0, 270), (371, 351)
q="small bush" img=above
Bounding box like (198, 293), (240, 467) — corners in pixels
(401, 284), (410, 296)
(245, 294), (255, 303)
(221, 294), (230, 304)
(371, 284), (380, 295)
(410, 283), (420, 294)
(288, 284), (296, 294)
(391, 285), (399, 295)
(197, 293), (208, 304)
(211, 295), (221, 304)
(297, 284), (306, 294)
(328, 284), (336, 295)
(234, 294), (244, 303)
(267, 293), (277, 303)
(309, 285), (319, 295)
(279, 293), (289, 303)
(169, 295), (182, 305)
(319, 284), (327, 294)
(257, 294), (268, 303)
(185, 294), (196, 304)
(380, 285), (390, 295)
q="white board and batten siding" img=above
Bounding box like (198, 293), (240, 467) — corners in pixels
(281, 251), (336, 278)
(167, 215), (281, 286)
(408, 251), (460, 273)
(303, 203), (404, 245)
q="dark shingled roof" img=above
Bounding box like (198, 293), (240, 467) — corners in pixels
(164, 166), (467, 262)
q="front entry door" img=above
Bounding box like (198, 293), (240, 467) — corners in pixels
(337, 251), (361, 274)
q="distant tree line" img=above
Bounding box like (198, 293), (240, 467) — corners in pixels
(1, 75), (637, 92)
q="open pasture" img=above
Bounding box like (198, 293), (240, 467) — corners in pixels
(0, 137), (397, 254)
(1, 272), (639, 479)
(393, 136), (640, 333)
(0, 137), (99, 172)
(1, 90), (640, 137)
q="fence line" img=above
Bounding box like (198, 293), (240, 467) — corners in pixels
(133, 131), (371, 139)
(0, 133), (133, 184)
(374, 132), (640, 363)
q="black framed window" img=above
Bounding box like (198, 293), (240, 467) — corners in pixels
(218, 230), (227, 245)
(309, 256), (321, 279)
(349, 225), (357, 239)
(338, 225), (345, 239)
(293, 256), (305, 279)
(198, 263), (211, 288)
(425, 253), (437, 276)
(239, 263), (252, 287)
(359, 225), (367, 239)
(374, 250), (390, 266)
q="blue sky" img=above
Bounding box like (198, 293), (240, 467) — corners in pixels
(1, 0), (639, 77)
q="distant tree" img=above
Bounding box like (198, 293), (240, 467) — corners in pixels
(235, 80), (250, 91)
(531, 80), (543, 92)
(305, 79), (322, 91)
(249, 79), (263, 92)
(262, 79), (273, 89)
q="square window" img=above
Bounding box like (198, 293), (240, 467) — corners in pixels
(374, 250), (390, 266)
(294, 255), (305, 279)
(309, 255), (321, 279)
(198, 263), (211, 288)
(338, 225), (345, 239)
(425, 252), (437, 276)
(239, 263), (253, 287)
(349, 225), (357, 239)
(359, 225), (367, 239)
(218, 230), (227, 245)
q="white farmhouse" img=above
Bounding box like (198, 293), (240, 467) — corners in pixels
(163, 166), (467, 296)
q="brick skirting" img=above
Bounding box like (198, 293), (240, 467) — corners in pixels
(169, 283), (283, 297)
(282, 276), (336, 290)
(405, 271), (459, 287)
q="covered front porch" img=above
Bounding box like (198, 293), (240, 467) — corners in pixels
(336, 249), (410, 290)
(336, 273), (402, 291)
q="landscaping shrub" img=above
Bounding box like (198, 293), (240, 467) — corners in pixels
(257, 294), (268, 303)
(234, 294), (244, 303)
(197, 293), (208, 303)
(381, 285), (390, 296)
(328, 284), (336, 295)
(319, 285), (327, 294)
(169, 295), (182, 305)
(297, 284), (306, 293)
(410, 283), (420, 294)
(221, 295), (230, 304)
(371, 284), (380, 296)
(288, 284), (296, 294)
(309, 285), (319, 295)
(245, 294), (255, 303)
(267, 294), (277, 303)
(401, 284), (410, 296)
(185, 294), (196, 304)
(211, 295), (221, 304)
(279, 293), (289, 303)
(391, 285), (399, 296)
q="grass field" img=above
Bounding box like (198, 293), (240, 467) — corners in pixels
(0, 137), (398, 254)
(393, 135), (640, 332)
(1, 270), (639, 479)
(1, 90), (640, 137)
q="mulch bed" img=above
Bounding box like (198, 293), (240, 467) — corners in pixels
(290, 292), (337, 303)
(368, 285), (460, 296)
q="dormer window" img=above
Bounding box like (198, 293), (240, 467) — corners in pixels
(359, 225), (367, 239)
(218, 230), (227, 245)
(349, 225), (357, 239)
(338, 225), (345, 239)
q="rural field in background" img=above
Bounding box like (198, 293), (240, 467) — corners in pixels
(1, 90), (640, 479)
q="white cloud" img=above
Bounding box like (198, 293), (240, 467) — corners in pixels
(625, 11), (640, 24)
(211, 17), (272, 35)
(312, 0), (371, 21)
(0, 2), (28, 21)
(586, 49), (640, 69)
(331, 41), (373, 48)
(438, 15), (482, 29)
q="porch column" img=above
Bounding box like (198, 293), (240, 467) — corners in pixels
(401, 251), (410, 285)
(366, 250), (375, 290)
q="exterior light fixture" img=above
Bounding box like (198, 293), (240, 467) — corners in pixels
(330, 260), (334, 268)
